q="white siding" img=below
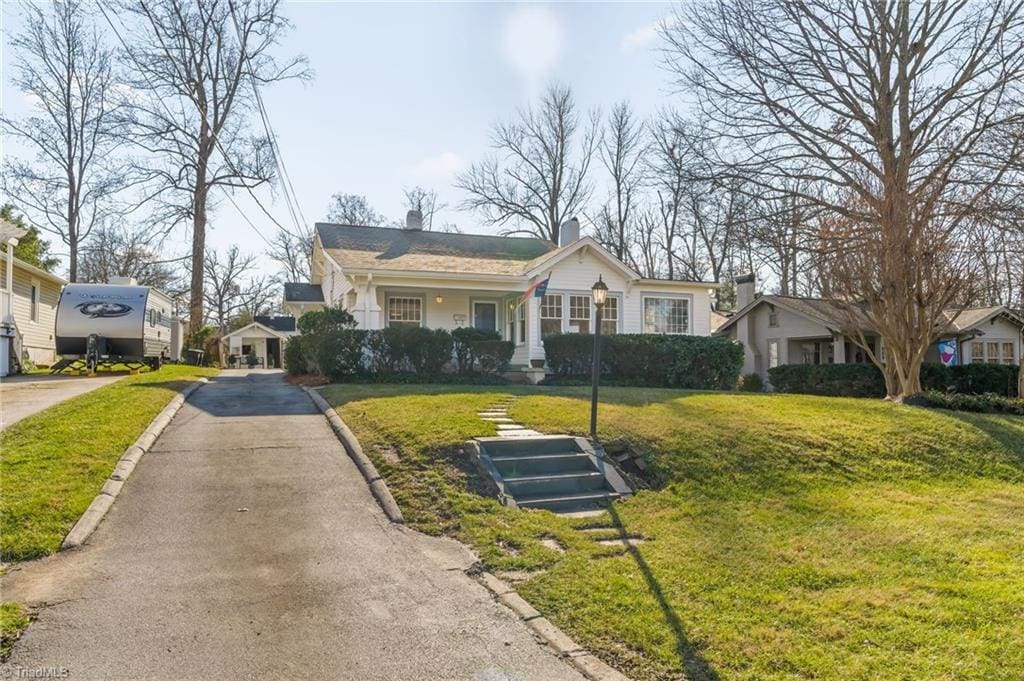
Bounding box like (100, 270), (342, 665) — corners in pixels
(2, 264), (61, 364)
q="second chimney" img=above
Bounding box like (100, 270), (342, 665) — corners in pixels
(405, 209), (423, 231)
(735, 273), (756, 309)
(559, 217), (580, 247)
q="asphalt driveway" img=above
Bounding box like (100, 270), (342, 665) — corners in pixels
(1, 370), (582, 681)
(0, 373), (125, 430)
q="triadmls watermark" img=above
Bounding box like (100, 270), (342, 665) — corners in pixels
(0, 666), (71, 679)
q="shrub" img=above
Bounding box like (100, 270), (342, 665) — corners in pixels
(739, 372), (764, 392)
(297, 307), (357, 335)
(474, 339), (515, 374)
(405, 328), (454, 374)
(452, 327), (501, 373)
(907, 391), (1024, 416)
(284, 337), (309, 375)
(542, 334), (743, 390)
(768, 363), (886, 397)
(317, 329), (368, 380)
(948, 363), (1019, 397)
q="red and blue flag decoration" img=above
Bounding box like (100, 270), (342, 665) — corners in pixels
(521, 273), (551, 303)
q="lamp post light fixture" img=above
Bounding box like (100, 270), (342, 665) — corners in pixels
(590, 275), (609, 439)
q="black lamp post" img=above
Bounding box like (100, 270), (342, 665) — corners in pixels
(590, 275), (608, 439)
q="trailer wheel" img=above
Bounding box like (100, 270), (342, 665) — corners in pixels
(149, 355), (163, 371)
(85, 334), (100, 374)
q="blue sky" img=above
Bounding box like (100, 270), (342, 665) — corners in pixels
(2, 1), (680, 277)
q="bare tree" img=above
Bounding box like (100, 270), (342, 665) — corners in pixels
(325, 193), (386, 225)
(203, 245), (256, 334)
(117, 0), (308, 334)
(595, 102), (645, 260)
(238, 272), (279, 318)
(457, 84), (598, 244)
(645, 116), (687, 280)
(402, 186), (445, 231)
(268, 228), (312, 281)
(1, 0), (129, 282)
(666, 0), (1024, 400)
(78, 223), (181, 290)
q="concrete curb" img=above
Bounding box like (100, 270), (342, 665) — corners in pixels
(302, 386), (405, 524)
(474, 571), (632, 681)
(61, 377), (210, 550)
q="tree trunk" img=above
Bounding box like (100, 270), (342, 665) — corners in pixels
(189, 167), (208, 336)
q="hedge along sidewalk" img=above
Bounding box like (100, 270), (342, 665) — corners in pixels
(1, 365), (219, 562)
(303, 386), (405, 523)
(61, 377), (210, 550)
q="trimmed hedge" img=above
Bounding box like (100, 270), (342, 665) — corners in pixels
(542, 333), (743, 390)
(768, 362), (1020, 398)
(907, 391), (1024, 416)
(286, 310), (513, 382)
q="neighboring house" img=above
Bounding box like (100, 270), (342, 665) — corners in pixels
(283, 212), (717, 382)
(220, 315), (297, 369)
(717, 274), (1024, 378)
(1, 248), (67, 371)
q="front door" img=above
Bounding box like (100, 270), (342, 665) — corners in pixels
(473, 302), (497, 332)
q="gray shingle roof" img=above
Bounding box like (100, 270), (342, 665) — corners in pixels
(255, 315), (296, 332)
(315, 223), (557, 276)
(284, 282), (325, 302)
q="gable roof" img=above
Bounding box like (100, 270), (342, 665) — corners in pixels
(255, 315), (296, 332)
(284, 282), (324, 303)
(316, 223), (556, 277)
(221, 321), (291, 340)
(716, 295), (1023, 336)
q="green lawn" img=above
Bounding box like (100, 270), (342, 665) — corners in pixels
(1, 364), (219, 562)
(323, 384), (1024, 681)
(0, 602), (30, 661)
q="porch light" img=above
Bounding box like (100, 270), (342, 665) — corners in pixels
(435, 294), (444, 304)
(589, 275), (609, 439)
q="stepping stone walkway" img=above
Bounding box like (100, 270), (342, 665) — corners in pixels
(476, 398), (543, 438)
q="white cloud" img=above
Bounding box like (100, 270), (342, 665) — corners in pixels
(410, 151), (466, 182)
(621, 16), (676, 53)
(500, 5), (564, 96)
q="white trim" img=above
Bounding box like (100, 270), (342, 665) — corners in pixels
(0, 250), (67, 285)
(524, 237), (641, 281)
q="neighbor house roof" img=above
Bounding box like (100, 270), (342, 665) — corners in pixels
(0, 250), (67, 286)
(283, 282), (324, 302)
(717, 295), (1023, 337)
(316, 223), (559, 277)
(255, 315), (296, 333)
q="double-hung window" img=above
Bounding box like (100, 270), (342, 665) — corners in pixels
(643, 296), (689, 334)
(601, 297), (618, 335)
(540, 294), (562, 338)
(569, 295), (591, 334)
(387, 297), (422, 328)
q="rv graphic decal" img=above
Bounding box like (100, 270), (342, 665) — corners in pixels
(76, 302), (134, 318)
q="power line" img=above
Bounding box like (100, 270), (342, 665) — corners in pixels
(227, 0), (309, 240)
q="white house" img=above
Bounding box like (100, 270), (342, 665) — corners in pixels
(717, 274), (1024, 378)
(283, 213), (718, 381)
(220, 315), (297, 369)
(1, 247), (67, 373)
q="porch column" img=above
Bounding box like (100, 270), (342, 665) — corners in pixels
(833, 334), (847, 363)
(351, 281), (383, 330)
(526, 294), (543, 364)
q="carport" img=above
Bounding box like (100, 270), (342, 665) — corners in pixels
(221, 321), (293, 369)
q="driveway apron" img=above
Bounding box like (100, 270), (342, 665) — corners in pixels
(2, 370), (582, 681)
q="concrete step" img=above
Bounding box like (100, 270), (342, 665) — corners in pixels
(484, 437), (582, 458)
(515, 490), (621, 513)
(504, 471), (607, 496)
(493, 453), (595, 477)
